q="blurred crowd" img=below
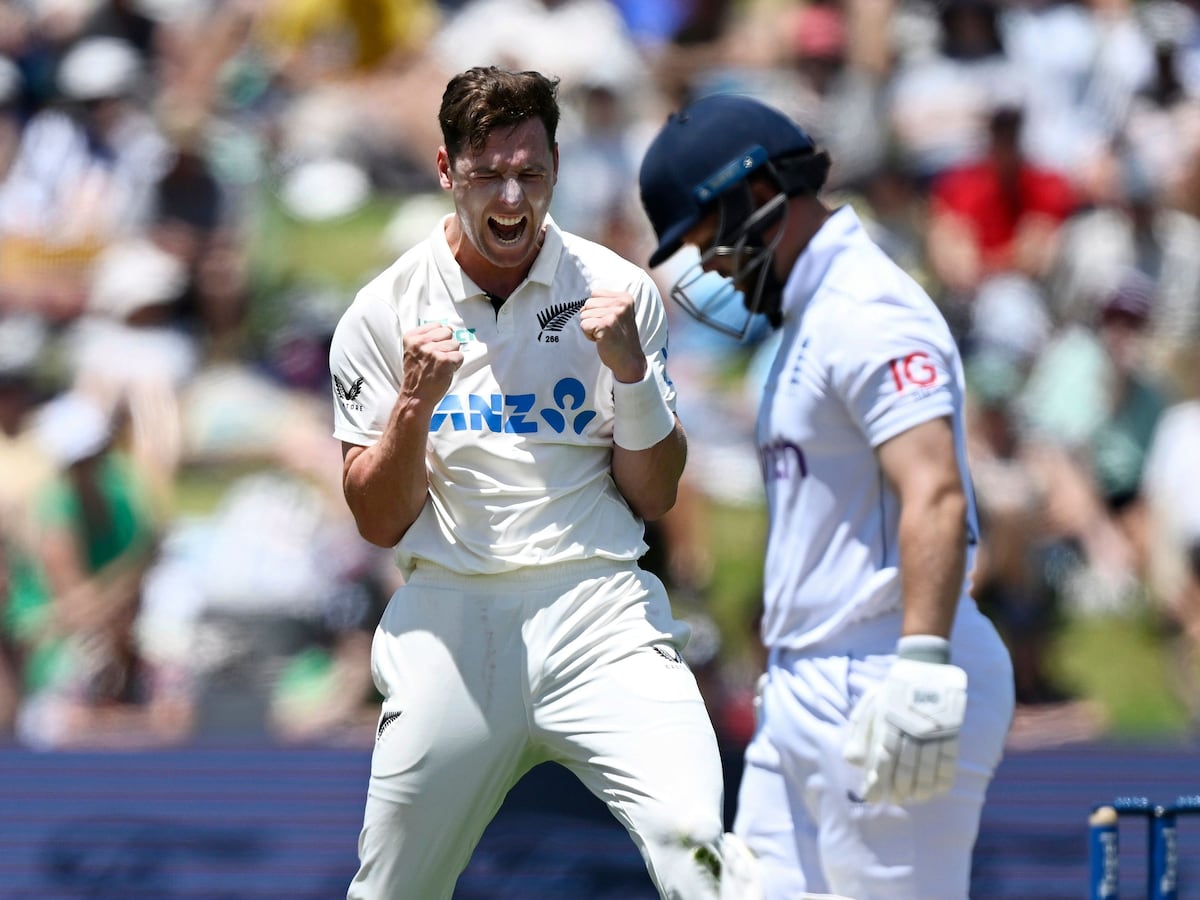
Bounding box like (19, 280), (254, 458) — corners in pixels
(1, 0), (1199, 752)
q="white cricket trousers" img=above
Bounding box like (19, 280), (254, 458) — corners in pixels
(734, 602), (1015, 900)
(347, 558), (729, 900)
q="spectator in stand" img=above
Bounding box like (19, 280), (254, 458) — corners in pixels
(1003, 0), (1154, 180)
(1017, 269), (1170, 615)
(0, 316), (53, 736)
(780, 0), (890, 191)
(14, 390), (192, 750)
(1145, 145), (1200, 377)
(61, 236), (196, 504)
(1049, 146), (1171, 327)
(0, 35), (171, 323)
(964, 352), (1068, 706)
(552, 75), (645, 248)
(1122, 28), (1200, 203)
(887, 0), (1019, 184)
(927, 102), (1078, 340)
(430, 0), (650, 99)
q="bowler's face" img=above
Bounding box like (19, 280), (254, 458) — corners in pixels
(439, 118), (558, 274)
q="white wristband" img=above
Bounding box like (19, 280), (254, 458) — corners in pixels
(612, 368), (675, 451)
(897, 634), (951, 664)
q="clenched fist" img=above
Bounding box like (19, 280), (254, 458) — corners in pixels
(400, 323), (465, 406)
(580, 288), (645, 383)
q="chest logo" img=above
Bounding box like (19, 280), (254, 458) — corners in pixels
(430, 377), (597, 435)
(536, 299), (586, 343)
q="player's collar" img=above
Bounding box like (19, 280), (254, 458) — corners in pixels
(430, 214), (474, 305)
(431, 213), (563, 305)
(524, 214), (562, 288)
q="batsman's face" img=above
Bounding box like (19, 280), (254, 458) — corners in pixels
(684, 214), (753, 295)
(439, 118), (558, 274)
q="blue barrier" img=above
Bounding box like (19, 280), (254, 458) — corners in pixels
(2, 739), (1198, 898)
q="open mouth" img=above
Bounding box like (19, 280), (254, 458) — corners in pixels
(489, 214), (527, 245)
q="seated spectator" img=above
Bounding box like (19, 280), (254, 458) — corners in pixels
(255, 0), (439, 77)
(1048, 148), (1176, 327)
(0, 55), (23, 183)
(0, 36), (171, 323)
(781, 0), (888, 190)
(1003, 0), (1154, 179)
(887, 0), (1019, 183)
(1122, 30), (1200, 204)
(14, 391), (192, 749)
(266, 560), (389, 746)
(927, 103), (1078, 309)
(963, 348), (1096, 712)
(1017, 270), (1171, 615)
(552, 77), (642, 245)
(0, 315), (54, 735)
(138, 461), (394, 742)
(62, 236), (197, 505)
(26, 390), (158, 650)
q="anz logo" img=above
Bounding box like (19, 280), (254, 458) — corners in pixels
(430, 377), (598, 435)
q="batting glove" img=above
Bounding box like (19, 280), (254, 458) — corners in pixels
(842, 635), (967, 805)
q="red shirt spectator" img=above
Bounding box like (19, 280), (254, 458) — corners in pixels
(929, 106), (1078, 288)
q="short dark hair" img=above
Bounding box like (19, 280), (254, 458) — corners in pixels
(438, 67), (561, 161)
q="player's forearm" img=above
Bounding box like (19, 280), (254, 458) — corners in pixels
(342, 399), (433, 547)
(611, 420), (686, 521)
(897, 482), (968, 640)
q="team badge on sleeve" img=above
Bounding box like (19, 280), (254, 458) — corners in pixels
(334, 374), (366, 410)
(887, 351), (940, 394)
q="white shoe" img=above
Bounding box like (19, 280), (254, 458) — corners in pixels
(719, 833), (764, 900)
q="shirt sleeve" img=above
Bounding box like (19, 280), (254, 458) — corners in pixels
(630, 270), (678, 412)
(328, 291), (404, 446)
(826, 293), (958, 448)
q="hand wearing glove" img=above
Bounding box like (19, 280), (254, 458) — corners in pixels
(842, 635), (967, 805)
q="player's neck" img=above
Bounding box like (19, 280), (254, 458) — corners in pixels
(445, 217), (541, 302)
(782, 199), (833, 268)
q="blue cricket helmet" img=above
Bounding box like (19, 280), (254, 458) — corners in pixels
(639, 93), (816, 269)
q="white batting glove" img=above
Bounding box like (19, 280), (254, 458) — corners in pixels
(842, 636), (967, 805)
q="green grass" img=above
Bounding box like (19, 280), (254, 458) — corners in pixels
(252, 192), (401, 291)
(1052, 610), (1192, 739)
(705, 501), (768, 665)
(172, 462), (275, 518)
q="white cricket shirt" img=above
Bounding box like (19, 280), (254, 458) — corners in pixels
(757, 206), (979, 650)
(329, 215), (675, 577)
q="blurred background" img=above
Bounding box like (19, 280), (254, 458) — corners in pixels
(0, 0), (1199, 896)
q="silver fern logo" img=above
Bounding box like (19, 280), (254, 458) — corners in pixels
(536, 299), (586, 343)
